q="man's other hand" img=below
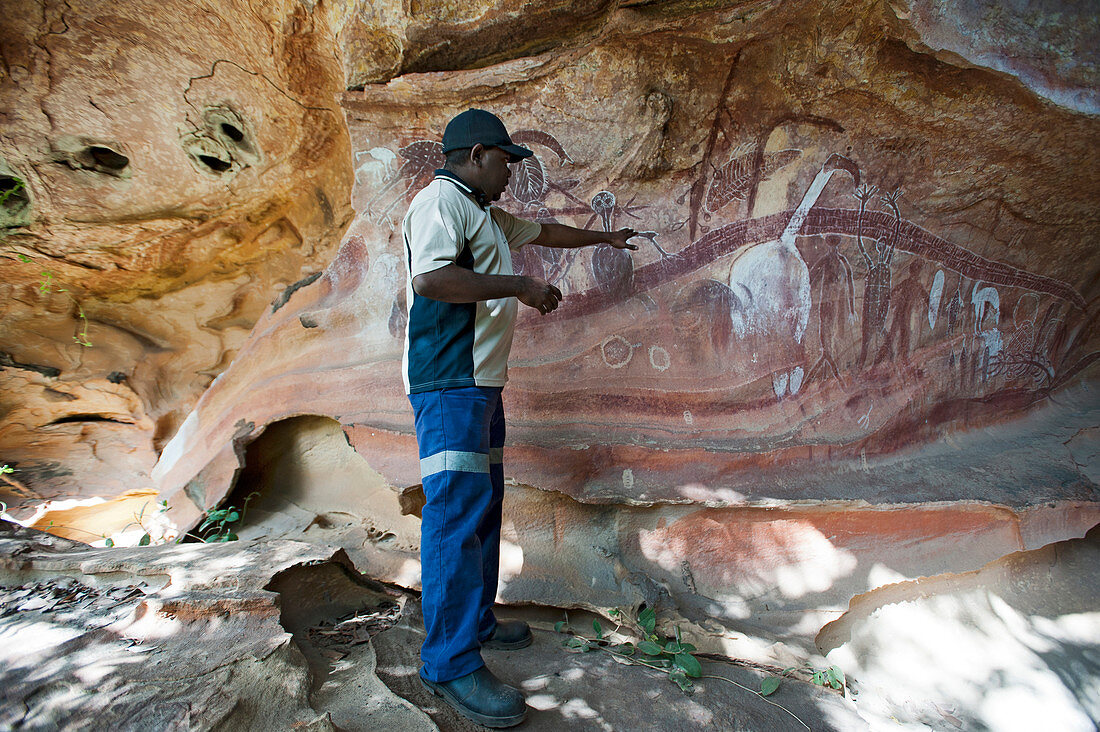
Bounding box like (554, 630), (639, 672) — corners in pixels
(518, 276), (563, 315)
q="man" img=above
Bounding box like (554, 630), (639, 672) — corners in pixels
(403, 108), (637, 728)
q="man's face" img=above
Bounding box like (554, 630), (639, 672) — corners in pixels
(477, 146), (514, 201)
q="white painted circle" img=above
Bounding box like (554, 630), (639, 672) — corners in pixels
(649, 345), (671, 371)
(601, 335), (635, 369)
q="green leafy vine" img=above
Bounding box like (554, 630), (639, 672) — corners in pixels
(555, 607), (814, 730)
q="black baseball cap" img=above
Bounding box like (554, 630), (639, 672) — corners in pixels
(441, 109), (533, 161)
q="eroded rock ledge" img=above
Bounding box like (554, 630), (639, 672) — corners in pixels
(0, 520), (430, 731)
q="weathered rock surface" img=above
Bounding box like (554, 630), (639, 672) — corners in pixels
(3, 520), (1094, 730)
(372, 599), (869, 731)
(0, 0), (353, 502)
(897, 0), (1100, 115)
(820, 524), (1100, 730)
(0, 520), (432, 731)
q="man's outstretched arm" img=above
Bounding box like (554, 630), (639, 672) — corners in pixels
(532, 223), (639, 250)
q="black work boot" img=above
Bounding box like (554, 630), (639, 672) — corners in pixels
(482, 620), (533, 650)
(420, 666), (527, 728)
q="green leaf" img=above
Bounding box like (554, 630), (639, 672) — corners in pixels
(664, 639), (682, 654)
(138, 533), (151, 546)
(812, 671), (825, 686)
(593, 620), (603, 638)
(674, 652), (702, 678)
(637, 640), (663, 656)
(608, 608), (620, 617)
(761, 677), (781, 696)
(554, 620), (567, 633)
(828, 665), (845, 686)
(225, 510), (240, 523)
(18, 254), (32, 262)
(613, 643), (635, 655)
(781, 666), (797, 676)
(669, 669), (694, 692)
(679, 643), (697, 653)
(104, 537), (114, 548)
(639, 607), (656, 635)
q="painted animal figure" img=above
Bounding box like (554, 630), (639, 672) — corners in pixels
(589, 191), (634, 299)
(726, 153), (860, 396)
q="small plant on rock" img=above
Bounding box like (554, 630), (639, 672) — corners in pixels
(557, 606), (702, 691)
(103, 498), (170, 547)
(11, 251), (92, 347)
(556, 606), (813, 730)
(196, 505), (242, 542)
(190, 491), (260, 543)
(761, 663), (847, 697)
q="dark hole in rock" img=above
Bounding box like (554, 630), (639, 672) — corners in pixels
(199, 155), (232, 173)
(87, 146), (129, 171)
(0, 175), (29, 209)
(48, 414), (129, 425)
(107, 371), (127, 384)
(0, 351), (59, 377)
(221, 123), (245, 142)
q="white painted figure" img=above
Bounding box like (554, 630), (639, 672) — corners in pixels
(727, 153), (860, 398)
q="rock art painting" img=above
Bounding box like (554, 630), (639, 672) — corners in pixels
(704, 148), (801, 215)
(320, 72), (1099, 509)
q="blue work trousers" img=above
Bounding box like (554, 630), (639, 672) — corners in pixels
(409, 386), (505, 682)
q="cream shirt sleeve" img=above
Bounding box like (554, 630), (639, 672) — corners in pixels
(406, 192), (469, 278)
(491, 207), (542, 250)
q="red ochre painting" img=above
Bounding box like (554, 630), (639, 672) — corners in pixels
(352, 124), (1093, 483)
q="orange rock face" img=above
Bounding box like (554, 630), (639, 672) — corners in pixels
(0, 0), (353, 502)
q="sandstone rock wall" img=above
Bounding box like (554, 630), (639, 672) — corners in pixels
(2, 0), (1098, 658)
(0, 0), (353, 503)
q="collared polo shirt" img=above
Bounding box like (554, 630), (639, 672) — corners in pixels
(402, 170), (542, 394)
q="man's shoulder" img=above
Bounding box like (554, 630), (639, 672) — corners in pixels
(407, 178), (476, 218)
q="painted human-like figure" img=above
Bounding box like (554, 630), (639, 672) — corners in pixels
(855, 186), (901, 369)
(876, 257), (925, 365)
(806, 233), (855, 383)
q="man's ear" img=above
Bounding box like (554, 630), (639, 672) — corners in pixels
(469, 143), (486, 166)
